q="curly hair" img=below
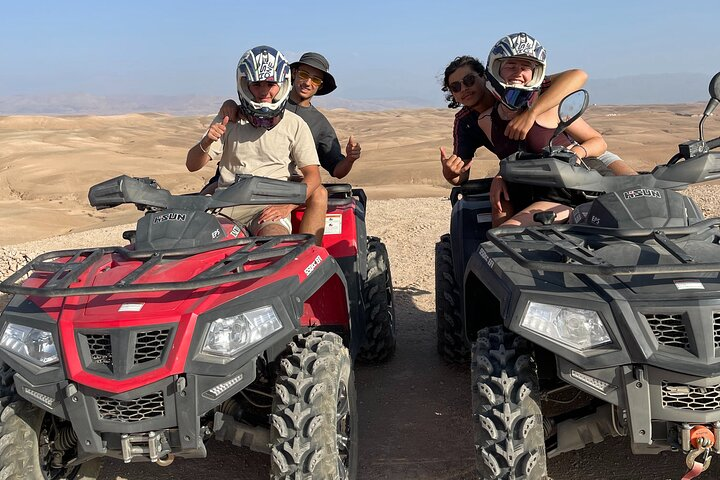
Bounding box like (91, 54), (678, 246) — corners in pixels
(441, 56), (485, 108)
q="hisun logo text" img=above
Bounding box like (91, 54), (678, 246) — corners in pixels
(153, 213), (187, 223)
(623, 189), (661, 200)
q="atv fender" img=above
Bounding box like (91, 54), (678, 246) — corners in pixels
(462, 244), (513, 344)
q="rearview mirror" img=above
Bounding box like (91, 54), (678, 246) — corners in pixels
(710, 72), (720, 101)
(702, 72), (720, 118)
(698, 72), (720, 141)
(558, 89), (589, 125)
(548, 89), (589, 149)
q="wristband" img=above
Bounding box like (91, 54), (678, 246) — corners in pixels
(575, 144), (588, 159)
(198, 140), (210, 155)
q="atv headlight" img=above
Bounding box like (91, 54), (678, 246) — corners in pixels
(520, 302), (611, 351)
(202, 306), (282, 357)
(0, 323), (59, 366)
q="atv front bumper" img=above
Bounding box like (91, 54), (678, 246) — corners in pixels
(12, 359), (258, 462)
(557, 357), (720, 454)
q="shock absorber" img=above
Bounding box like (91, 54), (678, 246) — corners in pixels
(54, 425), (78, 452)
(50, 425), (78, 469)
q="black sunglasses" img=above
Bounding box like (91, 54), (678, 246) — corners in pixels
(449, 73), (480, 93)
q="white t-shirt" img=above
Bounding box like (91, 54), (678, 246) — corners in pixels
(206, 110), (320, 188)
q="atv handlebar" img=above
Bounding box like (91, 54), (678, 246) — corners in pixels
(88, 175), (307, 212)
(500, 145), (720, 194)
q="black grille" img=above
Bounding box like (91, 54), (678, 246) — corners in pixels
(95, 391), (165, 422)
(644, 313), (690, 350)
(77, 326), (174, 378)
(662, 381), (720, 411)
(714, 312), (720, 350)
(86, 334), (112, 365)
(134, 329), (170, 365)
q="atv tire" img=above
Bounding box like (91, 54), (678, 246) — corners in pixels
(435, 234), (470, 363)
(357, 237), (396, 363)
(271, 331), (357, 480)
(471, 326), (546, 480)
(0, 364), (101, 480)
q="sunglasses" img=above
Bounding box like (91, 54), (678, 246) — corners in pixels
(296, 69), (324, 87)
(448, 73), (479, 93)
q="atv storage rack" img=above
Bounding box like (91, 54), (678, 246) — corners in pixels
(485, 219), (720, 275)
(0, 234), (315, 296)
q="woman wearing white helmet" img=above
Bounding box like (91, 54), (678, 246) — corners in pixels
(439, 55), (591, 187)
(477, 32), (632, 227)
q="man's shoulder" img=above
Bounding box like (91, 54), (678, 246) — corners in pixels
(283, 109), (304, 123)
(279, 110), (315, 140)
(278, 110), (310, 130)
(291, 102), (329, 123)
(455, 106), (479, 122)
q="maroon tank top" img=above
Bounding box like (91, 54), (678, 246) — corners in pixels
(490, 105), (572, 159)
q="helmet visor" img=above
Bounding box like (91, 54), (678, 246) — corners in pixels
(501, 88), (538, 110)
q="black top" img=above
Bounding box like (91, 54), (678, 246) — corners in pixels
(453, 107), (493, 160)
(286, 99), (344, 176)
(489, 104), (572, 160)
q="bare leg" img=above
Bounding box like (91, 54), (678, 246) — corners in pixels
(255, 223), (291, 236)
(492, 197), (516, 228)
(299, 185), (328, 246)
(503, 201), (573, 227)
(608, 160), (638, 176)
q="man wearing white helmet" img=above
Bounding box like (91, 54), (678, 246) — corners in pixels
(186, 45), (326, 244)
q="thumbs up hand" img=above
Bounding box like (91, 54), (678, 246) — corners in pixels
(346, 135), (361, 162)
(206, 116), (229, 142)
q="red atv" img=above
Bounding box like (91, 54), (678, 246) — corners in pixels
(0, 174), (395, 479)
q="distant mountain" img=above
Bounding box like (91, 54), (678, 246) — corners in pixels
(0, 73), (714, 115)
(0, 94), (228, 116)
(0, 93), (435, 115)
(585, 73), (711, 105)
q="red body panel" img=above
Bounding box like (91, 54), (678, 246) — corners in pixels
(292, 203), (359, 259)
(23, 241), (346, 393)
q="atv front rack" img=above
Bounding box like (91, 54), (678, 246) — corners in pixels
(487, 218), (720, 276)
(0, 234), (315, 297)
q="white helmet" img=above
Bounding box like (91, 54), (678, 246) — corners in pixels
(485, 32), (547, 110)
(236, 46), (291, 129)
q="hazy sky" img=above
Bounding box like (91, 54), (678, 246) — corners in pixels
(2, 0), (718, 105)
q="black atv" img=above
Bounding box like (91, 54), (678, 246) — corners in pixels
(437, 73), (720, 478)
(0, 174), (394, 479)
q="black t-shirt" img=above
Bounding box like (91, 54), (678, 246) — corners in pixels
(453, 107), (493, 160)
(286, 99), (344, 176)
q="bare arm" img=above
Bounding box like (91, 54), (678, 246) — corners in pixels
(332, 136), (361, 179)
(505, 69), (588, 141)
(564, 118), (607, 159)
(299, 164), (322, 201)
(186, 116), (229, 172)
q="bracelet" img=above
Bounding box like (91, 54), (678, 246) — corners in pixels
(198, 139), (210, 154)
(575, 144), (588, 159)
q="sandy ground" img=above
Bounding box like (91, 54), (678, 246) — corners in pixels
(1, 105), (720, 479)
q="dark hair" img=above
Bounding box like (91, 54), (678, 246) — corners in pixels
(441, 55), (485, 108)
